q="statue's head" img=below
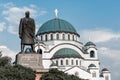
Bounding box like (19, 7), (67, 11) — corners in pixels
(25, 11), (30, 18)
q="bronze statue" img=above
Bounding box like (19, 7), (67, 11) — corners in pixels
(19, 11), (35, 53)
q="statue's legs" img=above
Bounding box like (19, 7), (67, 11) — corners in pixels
(31, 44), (35, 52)
(20, 44), (35, 53)
(21, 44), (25, 53)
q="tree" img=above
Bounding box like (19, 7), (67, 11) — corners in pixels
(0, 54), (36, 80)
(0, 56), (11, 66)
(40, 69), (86, 80)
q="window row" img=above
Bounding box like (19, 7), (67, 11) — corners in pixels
(55, 59), (81, 66)
(38, 33), (79, 41)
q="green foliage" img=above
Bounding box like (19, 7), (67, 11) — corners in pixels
(0, 55), (36, 80)
(0, 56), (11, 66)
(0, 51), (2, 57)
(40, 69), (86, 80)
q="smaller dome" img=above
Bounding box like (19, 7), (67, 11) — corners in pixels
(51, 48), (82, 59)
(88, 64), (96, 67)
(85, 41), (96, 46)
(102, 68), (109, 72)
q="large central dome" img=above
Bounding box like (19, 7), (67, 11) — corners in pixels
(37, 18), (77, 35)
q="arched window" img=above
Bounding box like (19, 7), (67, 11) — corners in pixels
(75, 36), (77, 41)
(92, 71), (96, 77)
(68, 34), (70, 40)
(63, 34), (65, 40)
(75, 72), (79, 76)
(79, 60), (81, 66)
(76, 60), (78, 65)
(71, 60), (74, 65)
(56, 34), (59, 40)
(37, 49), (42, 54)
(90, 51), (95, 58)
(45, 34), (48, 41)
(72, 35), (74, 41)
(41, 35), (43, 41)
(56, 60), (58, 66)
(61, 60), (63, 65)
(66, 60), (68, 65)
(51, 34), (53, 40)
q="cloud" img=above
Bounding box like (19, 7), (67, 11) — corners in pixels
(98, 47), (120, 60)
(1, 2), (47, 34)
(0, 22), (6, 31)
(80, 29), (120, 43)
(39, 10), (47, 15)
(1, 2), (14, 8)
(79, 28), (120, 80)
(80, 28), (120, 60)
(0, 45), (17, 62)
(98, 47), (120, 80)
(0, 46), (8, 49)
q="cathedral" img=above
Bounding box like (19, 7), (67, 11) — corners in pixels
(33, 10), (111, 80)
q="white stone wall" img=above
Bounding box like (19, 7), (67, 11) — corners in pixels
(65, 67), (91, 79)
(83, 60), (100, 69)
(52, 58), (82, 67)
(37, 32), (80, 42)
(102, 71), (111, 80)
(86, 47), (98, 59)
(89, 68), (100, 80)
(35, 32), (111, 80)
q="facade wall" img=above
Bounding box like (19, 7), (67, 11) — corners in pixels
(102, 72), (111, 80)
(37, 32), (80, 42)
(65, 67), (91, 79)
(89, 68), (100, 80)
(86, 47), (98, 59)
(35, 32), (111, 80)
(84, 60), (100, 69)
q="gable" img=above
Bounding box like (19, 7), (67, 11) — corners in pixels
(64, 66), (91, 79)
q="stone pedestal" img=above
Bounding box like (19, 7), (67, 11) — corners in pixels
(16, 53), (43, 71)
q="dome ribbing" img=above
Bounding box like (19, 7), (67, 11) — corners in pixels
(37, 18), (78, 35)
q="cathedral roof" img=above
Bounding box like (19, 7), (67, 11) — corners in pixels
(37, 18), (79, 35)
(102, 68), (109, 71)
(85, 41), (96, 46)
(88, 64), (96, 67)
(51, 48), (82, 59)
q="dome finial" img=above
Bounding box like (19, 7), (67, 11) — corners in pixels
(54, 9), (59, 18)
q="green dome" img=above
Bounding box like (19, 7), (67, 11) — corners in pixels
(102, 68), (109, 71)
(51, 48), (82, 59)
(37, 18), (78, 35)
(88, 64), (96, 67)
(85, 41), (96, 46)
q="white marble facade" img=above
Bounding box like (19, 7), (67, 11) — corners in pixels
(35, 18), (111, 80)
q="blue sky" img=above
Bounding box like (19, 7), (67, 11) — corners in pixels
(0, 0), (120, 80)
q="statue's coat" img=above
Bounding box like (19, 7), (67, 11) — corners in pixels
(19, 17), (35, 44)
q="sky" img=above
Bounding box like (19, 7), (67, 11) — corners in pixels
(0, 0), (120, 80)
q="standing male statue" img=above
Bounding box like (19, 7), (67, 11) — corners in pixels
(19, 11), (35, 53)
